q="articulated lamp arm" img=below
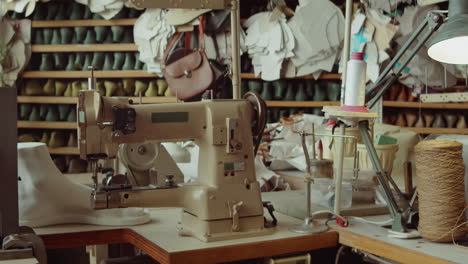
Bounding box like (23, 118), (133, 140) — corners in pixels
(353, 11), (445, 233)
(365, 12), (445, 109)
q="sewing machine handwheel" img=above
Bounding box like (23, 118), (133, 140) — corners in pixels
(243, 91), (267, 155)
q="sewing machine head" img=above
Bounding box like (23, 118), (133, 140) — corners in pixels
(77, 90), (264, 159)
(77, 90), (272, 241)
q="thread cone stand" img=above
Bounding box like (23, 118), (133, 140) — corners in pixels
(289, 130), (328, 234)
(289, 217), (328, 234)
(289, 180), (328, 234)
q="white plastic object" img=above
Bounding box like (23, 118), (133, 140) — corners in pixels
(311, 178), (352, 209)
(388, 229), (421, 239)
(17, 142), (150, 227)
(344, 52), (367, 106)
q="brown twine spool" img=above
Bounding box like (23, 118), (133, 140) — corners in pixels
(415, 139), (467, 242)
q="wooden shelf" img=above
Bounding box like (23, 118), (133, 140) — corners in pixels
(32, 44), (138, 53)
(32, 18), (137, 28)
(48, 147), (79, 155)
(17, 121), (77, 129)
(21, 71), (341, 80)
(266, 101), (340, 107)
(21, 70), (157, 78)
(240, 73), (341, 80)
(383, 101), (468, 109)
(18, 96), (78, 104)
(403, 127), (468, 135)
(17, 96), (177, 104)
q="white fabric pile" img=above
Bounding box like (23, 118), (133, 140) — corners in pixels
(133, 9), (175, 75)
(0, 0), (136, 20)
(75, 0), (136, 20)
(287, 0), (344, 79)
(367, 0), (412, 13)
(351, 2), (458, 88)
(417, 0), (447, 6)
(265, 114), (326, 172)
(0, 0), (50, 17)
(0, 16), (31, 87)
(349, 8), (396, 83)
(205, 31), (247, 66)
(243, 11), (295, 81)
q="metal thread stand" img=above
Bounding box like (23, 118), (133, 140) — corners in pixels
(328, 11), (445, 233)
(289, 131), (328, 234)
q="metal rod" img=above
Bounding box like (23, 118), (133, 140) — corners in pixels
(230, 0), (241, 99)
(444, 64), (447, 88)
(301, 132), (312, 179)
(340, 0), (353, 105)
(306, 180), (312, 219)
(302, 133), (357, 139)
(311, 124), (316, 160)
(353, 139), (359, 179)
(334, 124), (346, 215)
(384, 166), (412, 210)
(92, 160), (99, 190)
(465, 65), (467, 86)
(88, 66), (96, 90)
(358, 121), (408, 232)
(301, 132), (313, 220)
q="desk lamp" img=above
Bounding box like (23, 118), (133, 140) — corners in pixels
(367, 0), (468, 108)
(352, 0), (468, 234)
(427, 0), (468, 64)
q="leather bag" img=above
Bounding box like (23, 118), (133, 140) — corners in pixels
(163, 16), (214, 101)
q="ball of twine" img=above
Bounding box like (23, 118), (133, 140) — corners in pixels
(415, 139), (467, 242)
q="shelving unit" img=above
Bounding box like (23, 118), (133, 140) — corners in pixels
(31, 44), (138, 53)
(241, 73), (342, 80)
(21, 72), (340, 80)
(383, 101), (468, 109)
(21, 70), (156, 78)
(18, 96), (78, 104)
(18, 9), (468, 148)
(32, 18), (137, 28)
(403, 127), (468, 135)
(20, 13), (185, 161)
(17, 96), (177, 104)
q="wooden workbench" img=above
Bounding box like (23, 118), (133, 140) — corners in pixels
(34, 208), (338, 264)
(330, 216), (467, 264)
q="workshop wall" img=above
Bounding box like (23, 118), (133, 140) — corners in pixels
(4, 0), (468, 173)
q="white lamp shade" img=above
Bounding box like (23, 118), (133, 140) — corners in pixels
(428, 36), (468, 65)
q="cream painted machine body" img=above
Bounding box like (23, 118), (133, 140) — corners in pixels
(77, 91), (270, 241)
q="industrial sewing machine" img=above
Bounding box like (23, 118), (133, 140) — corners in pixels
(77, 90), (273, 242)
